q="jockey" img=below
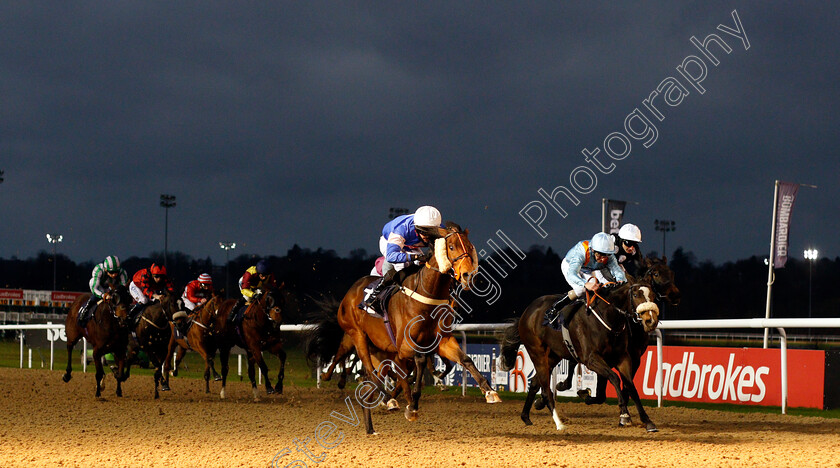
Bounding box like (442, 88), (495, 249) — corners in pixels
(611, 223), (644, 278)
(181, 273), (214, 311)
(129, 263), (175, 321)
(229, 259), (277, 324)
(363, 205), (444, 307)
(78, 256), (128, 327)
(545, 232), (627, 325)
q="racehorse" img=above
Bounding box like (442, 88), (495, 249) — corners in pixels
(307, 223), (478, 434)
(500, 281), (660, 432)
(62, 285), (132, 398)
(118, 290), (179, 399)
(235, 287), (286, 401)
(549, 256), (681, 405)
(317, 315), (502, 405)
(163, 293), (225, 394)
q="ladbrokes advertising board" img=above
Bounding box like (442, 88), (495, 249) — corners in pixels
(604, 346), (826, 409)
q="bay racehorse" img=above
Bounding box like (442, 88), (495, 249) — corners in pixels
(235, 287), (286, 401)
(117, 290), (180, 399)
(501, 281), (660, 432)
(62, 285), (132, 398)
(163, 293), (225, 394)
(306, 223), (478, 434)
(549, 256), (681, 405)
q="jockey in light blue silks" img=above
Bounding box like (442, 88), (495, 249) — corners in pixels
(363, 205), (444, 307)
(545, 232), (627, 324)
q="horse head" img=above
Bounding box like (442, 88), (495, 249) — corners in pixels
(641, 257), (681, 306)
(198, 293), (223, 331)
(625, 282), (660, 333)
(104, 285), (131, 328)
(253, 285), (285, 327)
(425, 222), (478, 290)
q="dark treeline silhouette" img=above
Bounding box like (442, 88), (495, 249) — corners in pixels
(1, 245), (837, 326)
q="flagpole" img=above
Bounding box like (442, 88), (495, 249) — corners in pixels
(763, 180), (780, 349)
(601, 198), (607, 232)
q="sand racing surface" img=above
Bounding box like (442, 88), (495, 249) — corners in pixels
(1, 367), (838, 467)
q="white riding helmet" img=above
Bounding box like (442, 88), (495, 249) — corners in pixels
(590, 232), (616, 254)
(618, 224), (642, 243)
(413, 206), (442, 228)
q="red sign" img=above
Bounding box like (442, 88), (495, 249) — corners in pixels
(0, 289), (24, 300)
(606, 346), (825, 409)
(51, 291), (84, 303)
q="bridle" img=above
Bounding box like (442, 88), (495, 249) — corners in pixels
(428, 230), (474, 279)
(584, 282), (654, 333)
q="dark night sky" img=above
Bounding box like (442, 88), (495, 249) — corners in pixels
(1, 2), (838, 268)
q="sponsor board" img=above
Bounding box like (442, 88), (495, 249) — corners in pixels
(503, 345), (597, 397)
(604, 345), (825, 409)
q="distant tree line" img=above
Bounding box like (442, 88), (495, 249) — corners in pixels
(0, 245), (837, 325)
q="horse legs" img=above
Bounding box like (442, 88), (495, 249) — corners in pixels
(321, 334), (354, 382)
(581, 355), (630, 427)
(616, 358), (657, 432)
(218, 346), (231, 400)
(405, 354), (427, 422)
(62, 335), (81, 383)
(271, 344), (286, 394)
(172, 346), (187, 377)
(93, 348), (106, 398)
(431, 357), (452, 389)
(521, 377), (541, 425)
(437, 335), (501, 403)
(529, 346), (565, 431)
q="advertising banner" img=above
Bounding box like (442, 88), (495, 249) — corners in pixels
(603, 199), (627, 234)
(774, 181), (799, 268)
(605, 346), (825, 409)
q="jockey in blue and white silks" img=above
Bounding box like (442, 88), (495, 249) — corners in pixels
(561, 232), (627, 297)
(363, 206), (444, 307)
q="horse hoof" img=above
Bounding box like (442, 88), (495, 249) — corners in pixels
(386, 399), (399, 411)
(220, 388), (226, 399)
(170, 370), (178, 377)
(274, 384), (283, 394)
(62, 373), (71, 383)
(520, 415), (533, 426)
(619, 413), (632, 427)
(161, 384), (171, 392)
(154, 392), (160, 400)
(485, 390), (502, 404)
(266, 387), (276, 395)
(320, 372), (331, 382)
(646, 423), (658, 432)
(214, 376), (222, 382)
(533, 399), (546, 411)
(555, 381), (571, 392)
(577, 389), (591, 400)
(404, 406), (419, 422)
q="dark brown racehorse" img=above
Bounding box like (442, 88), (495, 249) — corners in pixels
(163, 293), (225, 394)
(236, 287), (286, 401)
(118, 290), (179, 399)
(307, 223), (478, 434)
(501, 281), (660, 432)
(550, 256), (681, 405)
(62, 285), (132, 398)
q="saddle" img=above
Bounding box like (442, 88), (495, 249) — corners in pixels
(543, 300), (582, 331)
(357, 277), (400, 318)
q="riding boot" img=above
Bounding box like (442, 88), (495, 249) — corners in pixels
(228, 297), (245, 325)
(364, 268), (397, 307)
(128, 303), (144, 327)
(545, 291), (575, 328)
(78, 296), (97, 327)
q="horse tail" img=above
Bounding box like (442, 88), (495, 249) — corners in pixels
(303, 296), (344, 366)
(499, 318), (522, 372)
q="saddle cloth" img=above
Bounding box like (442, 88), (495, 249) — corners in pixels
(357, 277), (399, 317)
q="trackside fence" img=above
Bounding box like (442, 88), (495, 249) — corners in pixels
(4, 319), (840, 413)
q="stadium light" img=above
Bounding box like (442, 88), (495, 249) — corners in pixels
(654, 219), (676, 257)
(804, 248), (818, 327)
(160, 194), (177, 269)
(46, 234), (63, 291)
(220, 242), (236, 298)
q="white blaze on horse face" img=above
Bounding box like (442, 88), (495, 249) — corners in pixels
(640, 286), (652, 303)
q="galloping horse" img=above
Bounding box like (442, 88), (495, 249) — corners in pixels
(62, 285), (132, 398)
(501, 282), (660, 432)
(118, 290), (180, 399)
(307, 223), (478, 434)
(317, 313), (502, 404)
(236, 287), (286, 401)
(549, 256), (681, 405)
(163, 293), (225, 394)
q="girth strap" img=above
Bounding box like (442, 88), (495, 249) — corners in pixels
(399, 286), (450, 306)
